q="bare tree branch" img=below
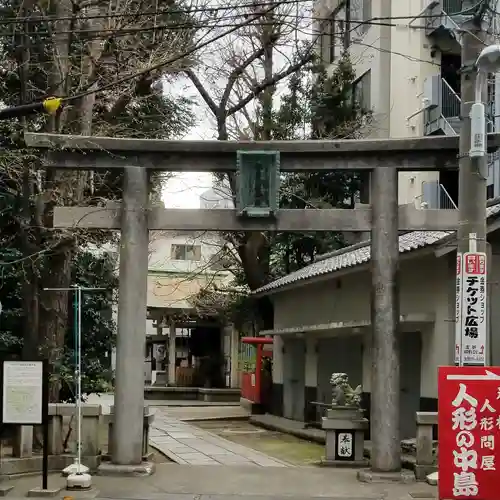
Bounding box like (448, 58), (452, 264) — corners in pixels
(185, 68), (219, 116)
(219, 46), (265, 108)
(227, 51), (313, 117)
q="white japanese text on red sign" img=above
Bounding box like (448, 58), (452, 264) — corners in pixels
(450, 384), (500, 497)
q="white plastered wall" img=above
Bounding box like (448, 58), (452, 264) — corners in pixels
(272, 335), (284, 384)
(391, 0), (442, 205)
(316, 0), (443, 205)
(272, 252), (457, 400)
(305, 337), (318, 388)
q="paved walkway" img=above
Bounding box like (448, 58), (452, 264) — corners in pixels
(150, 414), (289, 467)
(4, 465), (438, 500)
(160, 405), (249, 421)
(85, 393), (245, 410)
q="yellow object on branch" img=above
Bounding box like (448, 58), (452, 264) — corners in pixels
(0, 97), (62, 120)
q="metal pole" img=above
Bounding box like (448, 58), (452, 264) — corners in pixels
(43, 285), (106, 476)
(457, 7), (488, 366)
(113, 166), (149, 465)
(76, 286), (82, 471)
(370, 165), (401, 472)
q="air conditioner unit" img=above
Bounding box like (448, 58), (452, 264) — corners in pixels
(423, 75), (441, 109)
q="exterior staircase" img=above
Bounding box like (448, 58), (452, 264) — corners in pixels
(424, 0), (465, 54)
(419, 0), (499, 205)
(423, 76), (462, 137)
(415, 182), (458, 211)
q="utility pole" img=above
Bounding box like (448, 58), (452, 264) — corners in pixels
(456, 1), (489, 366)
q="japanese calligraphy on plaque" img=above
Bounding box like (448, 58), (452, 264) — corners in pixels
(336, 432), (354, 460)
(457, 253), (487, 366)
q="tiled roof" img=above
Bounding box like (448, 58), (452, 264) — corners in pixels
(254, 202), (500, 295)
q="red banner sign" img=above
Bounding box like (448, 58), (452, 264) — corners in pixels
(439, 366), (500, 499)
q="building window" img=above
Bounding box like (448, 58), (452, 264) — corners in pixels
(319, 3), (346, 64)
(320, 0), (370, 65)
(333, 17), (346, 60)
(353, 70), (371, 112)
(330, 5), (347, 62)
(319, 21), (327, 63)
(171, 244), (201, 261)
(349, 0), (371, 39)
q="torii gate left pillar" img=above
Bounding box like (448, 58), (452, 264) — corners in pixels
(112, 167), (150, 467)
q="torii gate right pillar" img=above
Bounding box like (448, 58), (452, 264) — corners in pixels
(369, 166), (401, 472)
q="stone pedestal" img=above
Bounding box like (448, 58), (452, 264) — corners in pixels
(321, 407), (369, 467)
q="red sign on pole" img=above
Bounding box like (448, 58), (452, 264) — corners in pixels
(438, 366), (500, 499)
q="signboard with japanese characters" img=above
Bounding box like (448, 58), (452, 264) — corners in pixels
(335, 432), (354, 460)
(455, 252), (487, 366)
(438, 366), (500, 500)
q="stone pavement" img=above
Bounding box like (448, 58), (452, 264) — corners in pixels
(85, 393), (246, 411)
(149, 413), (289, 466)
(157, 404), (249, 421)
(2, 464), (437, 500)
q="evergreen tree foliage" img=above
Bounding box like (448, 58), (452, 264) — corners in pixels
(271, 54), (371, 275)
(0, 238), (118, 401)
(57, 250), (118, 401)
(0, 0), (196, 399)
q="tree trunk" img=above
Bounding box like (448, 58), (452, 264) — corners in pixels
(21, 172), (40, 359)
(17, 2), (40, 359)
(39, 244), (73, 402)
(39, 2), (103, 401)
(38, 0), (74, 401)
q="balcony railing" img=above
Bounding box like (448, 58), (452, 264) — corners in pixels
(424, 0), (463, 48)
(441, 77), (460, 119)
(442, 0), (463, 15)
(415, 182), (458, 210)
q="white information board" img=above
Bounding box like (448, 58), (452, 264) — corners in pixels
(2, 361), (43, 424)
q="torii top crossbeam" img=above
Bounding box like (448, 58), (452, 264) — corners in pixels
(24, 132), (500, 172)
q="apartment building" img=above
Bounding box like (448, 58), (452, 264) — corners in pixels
(314, 0), (500, 207)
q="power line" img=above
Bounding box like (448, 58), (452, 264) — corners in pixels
(0, 1), (491, 120)
(0, 1), (282, 119)
(0, 0), (310, 26)
(0, 19), (432, 40)
(0, 2), (486, 32)
(0, 9), (464, 42)
(0, 8), (487, 41)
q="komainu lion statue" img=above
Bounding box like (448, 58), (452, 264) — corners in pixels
(330, 372), (362, 408)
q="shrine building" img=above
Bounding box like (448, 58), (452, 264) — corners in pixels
(252, 198), (500, 439)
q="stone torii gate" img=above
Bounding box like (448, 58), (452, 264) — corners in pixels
(24, 131), (500, 478)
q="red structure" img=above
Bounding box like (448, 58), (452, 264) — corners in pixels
(240, 337), (273, 405)
(438, 366), (500, 500)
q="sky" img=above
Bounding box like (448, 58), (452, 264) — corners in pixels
(161, 112), (215, 209)
(162, 172), (214, 208)
(161, 0), (312, 209)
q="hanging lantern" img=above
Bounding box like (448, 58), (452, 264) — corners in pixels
(236, 151), (280, 218)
